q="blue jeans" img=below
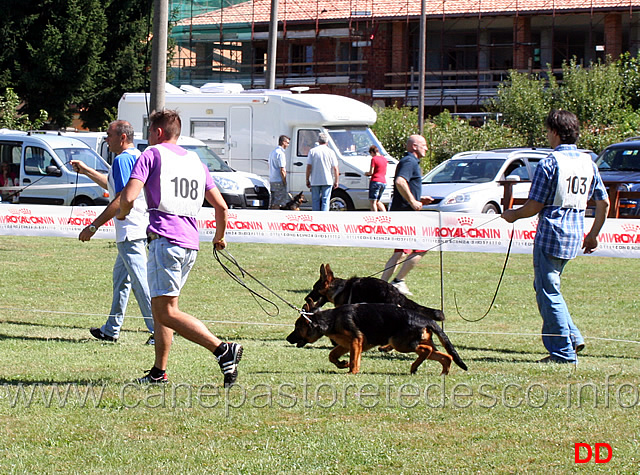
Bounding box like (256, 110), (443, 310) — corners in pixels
(311, 185), (332, 211)
(533, 246), (584, 362)
(102, 239), (154, 339)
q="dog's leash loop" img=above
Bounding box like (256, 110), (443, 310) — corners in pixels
(213, 247), (306, 317)
(454, 223), (515, 322)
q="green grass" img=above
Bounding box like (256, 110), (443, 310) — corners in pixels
(0, 236), (639, 473)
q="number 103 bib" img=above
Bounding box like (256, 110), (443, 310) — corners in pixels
(552, 152), (594, 210)
(154, 145), (207, 217)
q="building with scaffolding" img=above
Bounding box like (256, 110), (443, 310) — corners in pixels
(169, 0), (640, 113)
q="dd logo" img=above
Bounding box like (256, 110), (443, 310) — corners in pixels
(574, 443), (612, 464)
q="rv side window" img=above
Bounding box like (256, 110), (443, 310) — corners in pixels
(191, 120), (226, 142)
(297, 130), (320, 157)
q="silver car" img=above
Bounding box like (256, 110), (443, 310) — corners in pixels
(420, 149), (554, 214)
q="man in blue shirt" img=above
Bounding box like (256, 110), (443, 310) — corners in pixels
(502, 110), (609, 363)
(382, 135), (433, 296)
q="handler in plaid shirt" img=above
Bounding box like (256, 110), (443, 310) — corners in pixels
(502, 109), (609, 364)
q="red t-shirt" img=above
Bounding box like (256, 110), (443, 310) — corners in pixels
(369, 155), (387, 183)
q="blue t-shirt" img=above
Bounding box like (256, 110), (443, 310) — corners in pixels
(112, 148), (139, 194)
(390, 153), (422, 211)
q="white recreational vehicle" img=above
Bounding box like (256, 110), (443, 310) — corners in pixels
(118, 84), (396, 210)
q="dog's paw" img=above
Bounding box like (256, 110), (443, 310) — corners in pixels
(378, 344), (393, 353)
(334, 360), (349, 369)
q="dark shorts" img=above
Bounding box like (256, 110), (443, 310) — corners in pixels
(368, 181), (386, 201)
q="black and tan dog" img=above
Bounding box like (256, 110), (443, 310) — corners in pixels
(287, 302), (467, 375)
(280, 191), (307, 210)
(304, 263), (444, 322)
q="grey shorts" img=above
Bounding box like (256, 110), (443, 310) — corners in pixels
(147, 237), (198, 297)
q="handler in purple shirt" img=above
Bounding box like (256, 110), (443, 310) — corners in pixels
(118, 109), (243, 388)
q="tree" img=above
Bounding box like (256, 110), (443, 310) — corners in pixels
(0, 0), (152, 129)
(0, 88), (48, 130)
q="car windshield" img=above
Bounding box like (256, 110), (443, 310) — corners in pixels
(55, 148), (110, 173)
(423, 158), (504, 184)
(182, 145), (233, 172)
(327, 127), (386, 157)
(596, 146), (640, 171)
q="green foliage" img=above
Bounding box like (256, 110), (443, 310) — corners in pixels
(0, 0), (152, 129)
(486, 70), (552, 147)
(371, 103), (419, 160)
(0, 88), (48, 130)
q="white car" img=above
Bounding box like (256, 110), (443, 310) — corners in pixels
(420, 149), (553, 214)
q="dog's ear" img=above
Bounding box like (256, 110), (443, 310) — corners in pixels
(324, 263), (334, 282)
(303, 297), (315, 313)
(320, 263), (326, 279)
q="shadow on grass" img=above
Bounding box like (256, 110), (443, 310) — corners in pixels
(0, 377), (109, 386)
(0, 333), (86, 344)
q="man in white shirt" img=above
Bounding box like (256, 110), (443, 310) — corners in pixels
(305, 133), (339, 211)
(269, 135), (290, 209)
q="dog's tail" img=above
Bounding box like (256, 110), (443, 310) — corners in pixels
(428, 321), (467, 371)
(403, 298), (445, 321)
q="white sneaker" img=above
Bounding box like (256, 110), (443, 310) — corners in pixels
(391, 279), (413, 296)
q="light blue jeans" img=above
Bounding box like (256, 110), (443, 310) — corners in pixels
(311, 185), (332, 211)
(533, 246), (584, 362)
(102, 239), (154, 339)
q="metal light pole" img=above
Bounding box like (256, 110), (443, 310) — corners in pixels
(418, 0), (426, 134)
(266, 0), (279, 89)
(150, 0), (169, 115)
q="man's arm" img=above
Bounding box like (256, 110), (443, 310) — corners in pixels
(70, 160), (108, 190)
(205, 187), (228, 250)
(394, 176), (422, 211)
(583, 197), (610, 254)
(501, 199), (545, 223)
(78, 194), (122, 242)
(279, 167), (287, 186)
(306, 164), (312, 189)
(332, 165), (339, 189)
(117, 178), (144, 220)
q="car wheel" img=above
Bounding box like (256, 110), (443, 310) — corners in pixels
(72, 196), (93, 207)
(481, 203), (499, 214)
(330, 189), (354, 211)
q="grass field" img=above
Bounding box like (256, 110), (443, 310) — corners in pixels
(0, 236), (638, 473)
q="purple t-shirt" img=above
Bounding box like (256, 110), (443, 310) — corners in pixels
(130, 143), (215, 250)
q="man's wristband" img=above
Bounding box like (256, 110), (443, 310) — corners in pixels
(89, 224), (98, 233)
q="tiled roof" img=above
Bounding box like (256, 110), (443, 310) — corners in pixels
(180, 0), (640, 26)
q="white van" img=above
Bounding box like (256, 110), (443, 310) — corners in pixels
(0, 130), (110, 205)
(118, 84), (396, 210)
(134, 136), (270, 209)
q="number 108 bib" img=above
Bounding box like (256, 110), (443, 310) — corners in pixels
(155, 146), (207, 217)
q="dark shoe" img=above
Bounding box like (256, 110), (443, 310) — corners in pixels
(145, 334), (155, 345)
(576, 343), (585, 353)
(217, 342), (243, 388)
(136, 369), (168, 384)
(537, 356), (574, 364)
(90, 327), (117, 342)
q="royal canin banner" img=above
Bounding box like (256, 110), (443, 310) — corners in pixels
(1, 205), (639, 258)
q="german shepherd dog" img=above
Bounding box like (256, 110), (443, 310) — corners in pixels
(287, 303), (467, 375)
(280, 191), (307, 210)
(304, 263), (444, 322)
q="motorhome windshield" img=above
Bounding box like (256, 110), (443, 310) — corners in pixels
(55, 148), (110, 173)
(327, 127), (385, 157)
(182, 145), (234, 173)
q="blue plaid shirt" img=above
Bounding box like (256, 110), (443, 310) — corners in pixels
(529, 144), (608, 259)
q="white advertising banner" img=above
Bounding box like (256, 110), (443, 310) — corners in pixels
(1, 204), (639, 258)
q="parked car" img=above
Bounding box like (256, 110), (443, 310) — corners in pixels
(134, 136), (271, 209)
(420, 148), (552, 214)
(0, 130), (110, 206)
(594, 138), (640, 215)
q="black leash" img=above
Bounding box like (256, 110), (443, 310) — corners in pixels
(454, 223), (515, 322)
(213, 248), (308, 318)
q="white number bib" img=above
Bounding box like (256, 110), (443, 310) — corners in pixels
(153, 145), (207, 217)
(552, 152), (594, 210)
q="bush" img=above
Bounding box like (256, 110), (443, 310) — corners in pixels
(0, 88), (48, 131)
(371, 103), (418, 160)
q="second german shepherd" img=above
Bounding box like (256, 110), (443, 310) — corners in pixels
(280, 191), (307, 210)
(304, 263), (444, 322)
(287, 302), (467, 375)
